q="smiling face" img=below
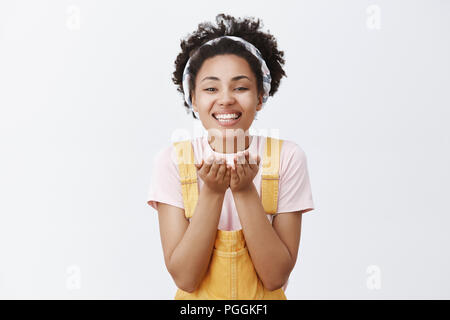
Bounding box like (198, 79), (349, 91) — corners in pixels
(191, 54), (263, 141)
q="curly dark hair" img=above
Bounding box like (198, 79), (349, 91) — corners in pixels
(172, 13), (287, 119)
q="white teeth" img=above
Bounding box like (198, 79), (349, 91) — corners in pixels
(214, 113), (240, 120)
(217, 118), (236, 123)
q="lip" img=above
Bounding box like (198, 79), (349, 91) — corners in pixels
(212, 111), (242, 116)
(212, 112), (242, 127)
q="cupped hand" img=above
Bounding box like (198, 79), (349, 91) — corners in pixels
(195, 155), (231, 194)
(230, 150), (261, 193)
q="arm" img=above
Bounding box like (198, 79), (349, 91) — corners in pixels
(158, 186), (224, 293)
(232, 184), (302, 291)
(157, 156), (230, 293)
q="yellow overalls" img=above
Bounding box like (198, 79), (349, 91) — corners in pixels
(172, 136), (287, 300)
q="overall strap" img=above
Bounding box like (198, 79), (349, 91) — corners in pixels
(173, 140), (199, 219)
(261, 137), (283, 214)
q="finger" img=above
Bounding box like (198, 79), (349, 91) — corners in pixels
(235, 157), (245, 177)
(244, 150), (250, 164)
(195, 159), (204, 170)
(236, 151), (245, 165)
(228, 158), (236, 171)
(231, 164), (239, 182)
(238, 152), (248, 173)
(242, 151), (250, 171)
(203, 155), (214, 174)
(224, 167), (231, 186)
(208, 157), (221, 177)
(216, 161), (227, 179)
(247, 151), (257, 165)
(248, 154), (257, 171)
(225, 166), (231, 180)
(205, 154), (214, 165)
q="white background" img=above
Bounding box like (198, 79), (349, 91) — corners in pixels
(0, 0), (449, 299)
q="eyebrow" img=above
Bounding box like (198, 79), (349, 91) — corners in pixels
(201, 75), (251, 82)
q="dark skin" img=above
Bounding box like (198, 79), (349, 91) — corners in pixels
(194, 150), (302, 291)
(194, 150), (260, 192)
(158, 147), (303, 293)
(157, 54), (302, 292)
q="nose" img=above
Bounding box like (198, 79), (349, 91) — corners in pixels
(217, 88), (236, 106)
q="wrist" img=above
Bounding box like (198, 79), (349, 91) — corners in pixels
(232, 184), (256, 197)
(202, 185), (227, 197)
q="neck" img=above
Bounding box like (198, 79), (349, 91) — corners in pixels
(207, 132), (253, 154)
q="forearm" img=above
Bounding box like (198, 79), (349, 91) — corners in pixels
(232, 184), (292, 290)
(169, 185), (224, 292)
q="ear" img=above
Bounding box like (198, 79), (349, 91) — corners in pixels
(191, 94), (197, 111)
(256, 93), (263, 111)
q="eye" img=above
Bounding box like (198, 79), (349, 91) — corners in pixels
(204, 87), (248, 92)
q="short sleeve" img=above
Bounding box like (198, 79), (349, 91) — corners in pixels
(146, 145), (185, 211)
(276, 142), (315, 215)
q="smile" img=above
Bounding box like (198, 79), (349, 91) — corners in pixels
(212, 112), (242, 126)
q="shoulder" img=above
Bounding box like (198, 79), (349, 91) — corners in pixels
(280, 139), (307, 164)
(278, 139), (309, 176)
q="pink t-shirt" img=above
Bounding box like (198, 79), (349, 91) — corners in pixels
(146, 134), (315, 292)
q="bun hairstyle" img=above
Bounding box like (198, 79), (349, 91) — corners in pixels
(172, 13), (287, 119)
